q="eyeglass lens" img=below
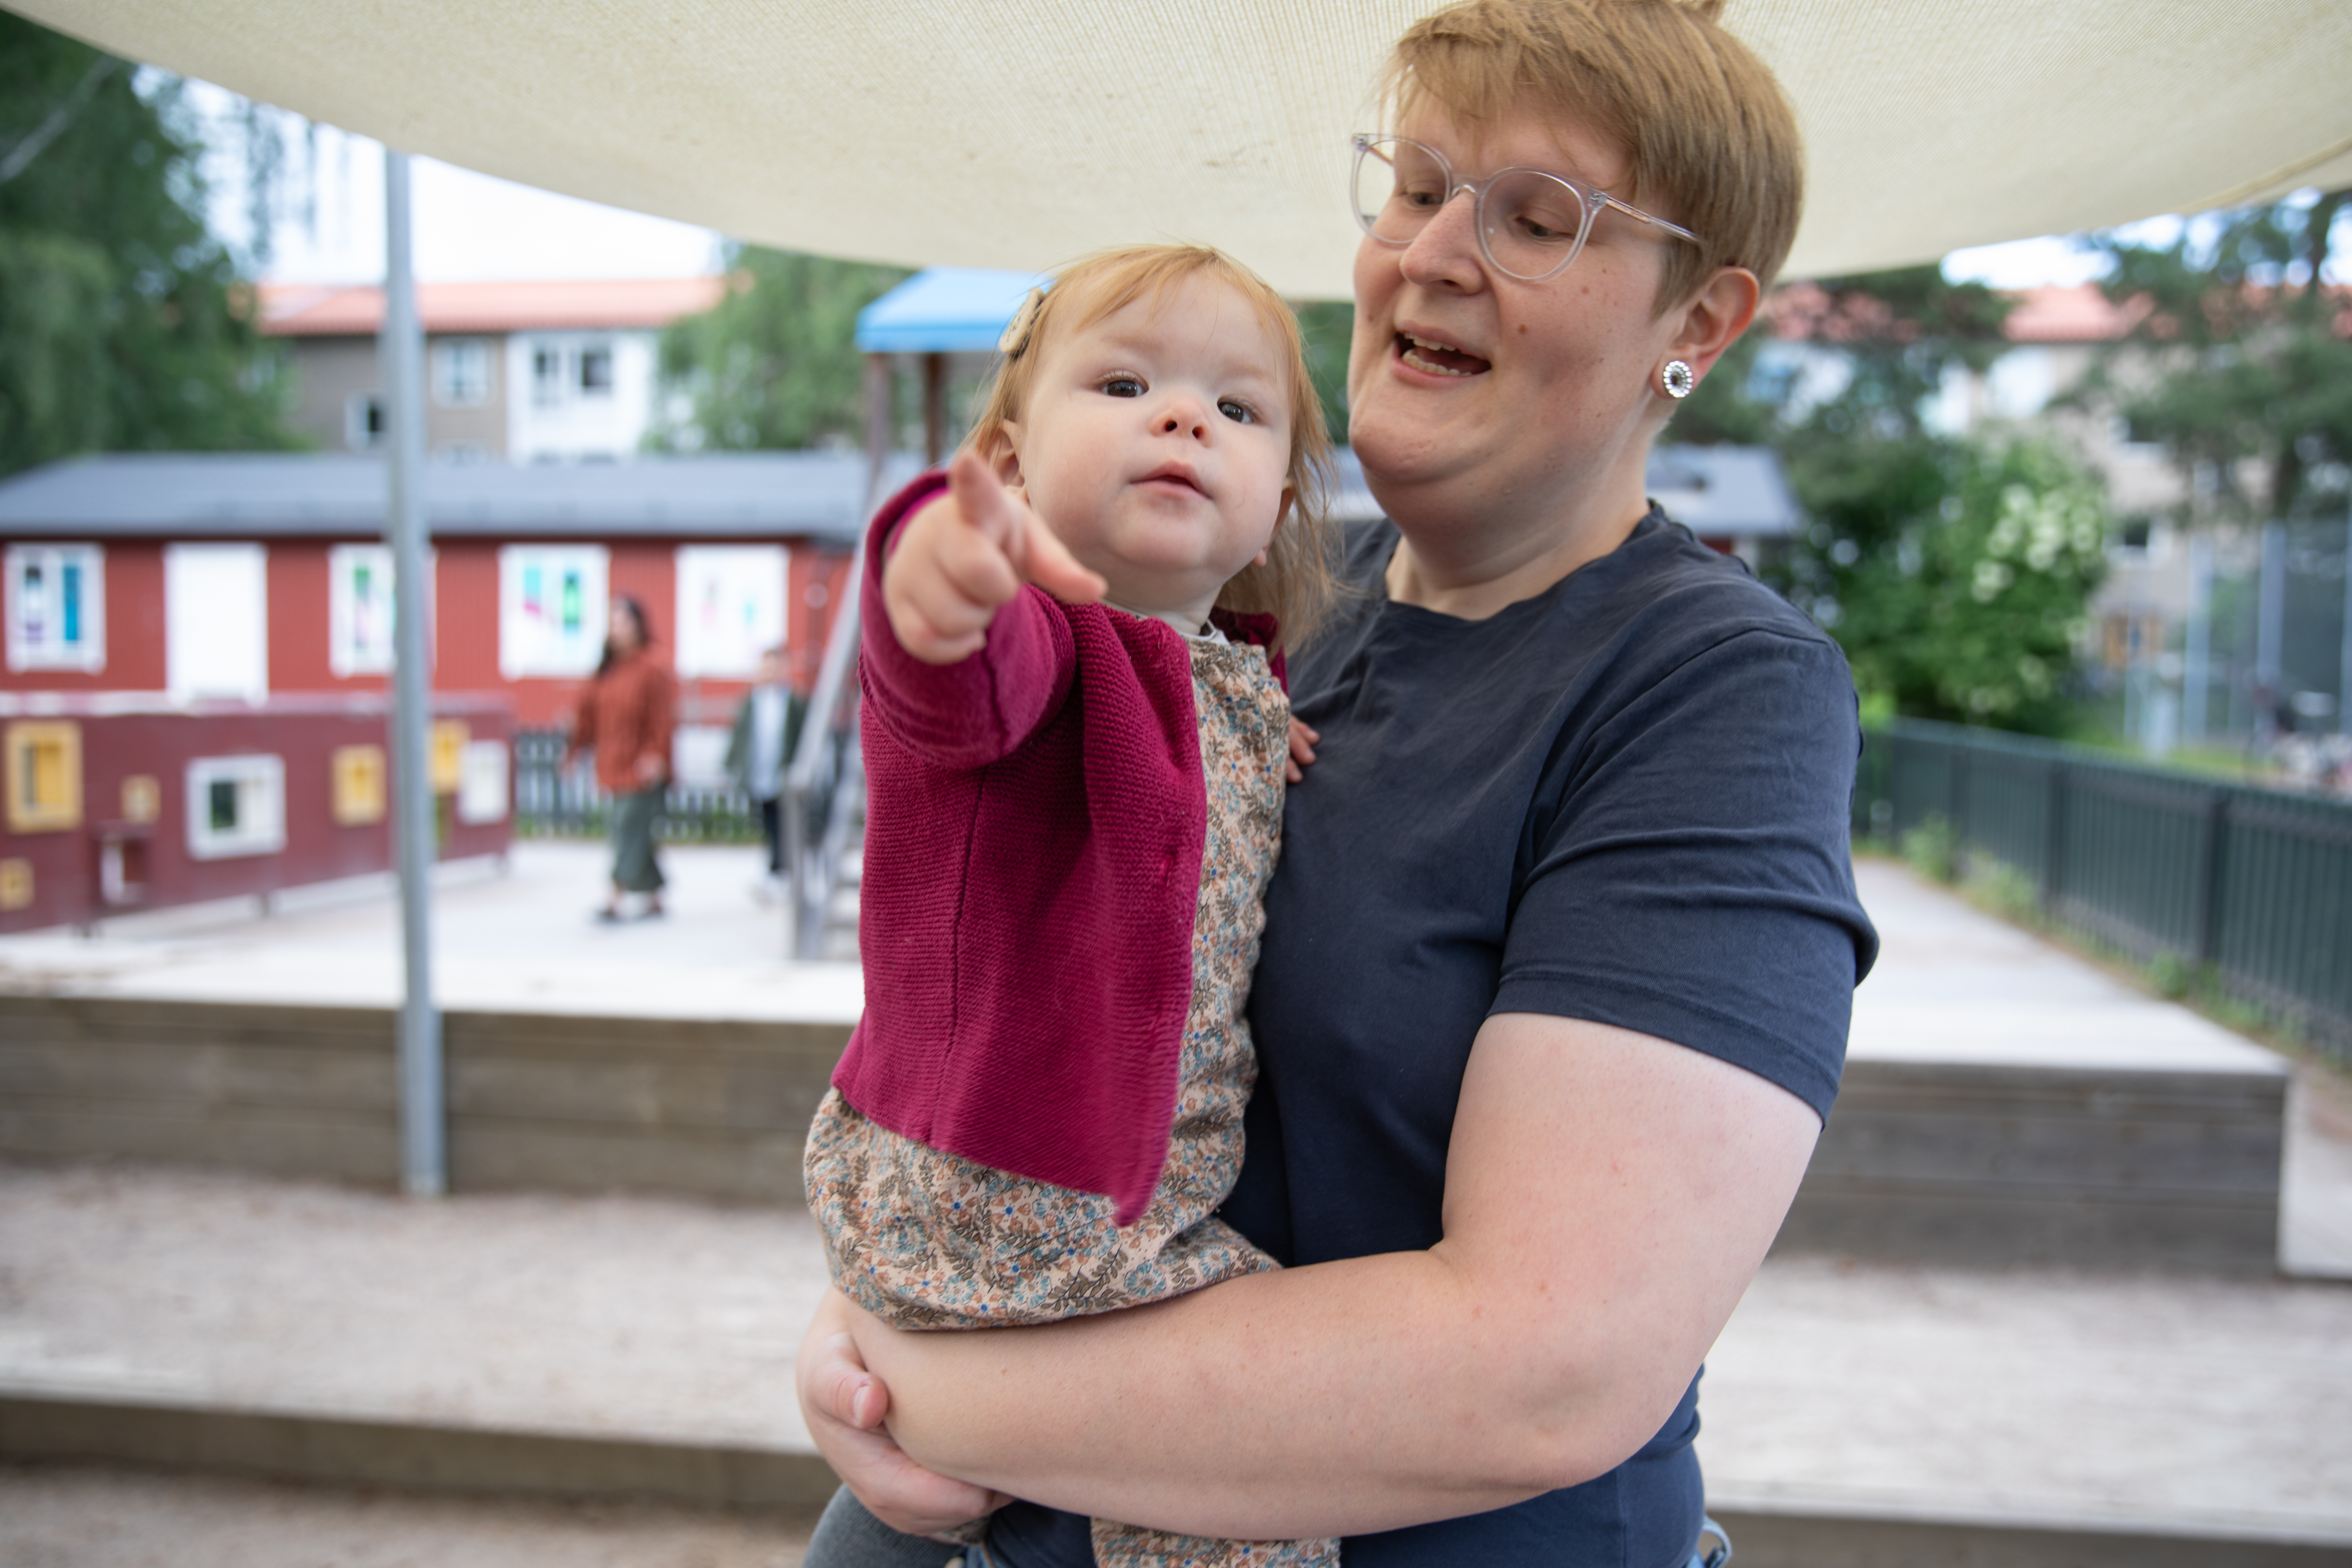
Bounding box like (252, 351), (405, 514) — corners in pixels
(1351, 136), (1592, 281)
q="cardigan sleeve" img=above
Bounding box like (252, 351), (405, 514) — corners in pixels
(858, 472), (1080, 773)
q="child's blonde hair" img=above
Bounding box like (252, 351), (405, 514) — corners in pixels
(1386, 0), (1804, 310)
(967, 244), (1338, 652)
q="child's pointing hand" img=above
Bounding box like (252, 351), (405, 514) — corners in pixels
(883, 451), (1109, 665)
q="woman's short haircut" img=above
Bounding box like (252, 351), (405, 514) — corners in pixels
(967, 244), (1339, 651)
(1385, 0), (1804, 311)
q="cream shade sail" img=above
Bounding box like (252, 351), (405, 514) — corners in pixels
(12, 0), (2352, 298)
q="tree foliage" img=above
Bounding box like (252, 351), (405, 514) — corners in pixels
(0, 15), (296, 478)
(1292, 299), (1353, 442)
(2074, 190), (2352, 526)
(1686, 263), (2109, 736)
(651, 246), (910, 451)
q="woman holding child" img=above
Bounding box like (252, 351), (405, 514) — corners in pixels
(800, 1), (1878, 1564)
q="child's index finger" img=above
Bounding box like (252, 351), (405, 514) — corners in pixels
(944, 451), (1022, 550)
(1017, 519), (1107, 606)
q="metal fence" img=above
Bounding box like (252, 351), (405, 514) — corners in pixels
(512, 728), (763, 843)
(1857, 717), (2352, 1050)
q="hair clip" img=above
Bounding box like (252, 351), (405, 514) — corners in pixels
(999, 287), (1045, 357)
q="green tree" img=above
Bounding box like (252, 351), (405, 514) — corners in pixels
(2074, 190), (2352, 529)
(1292, 299), (1352, 442)
(652, 246), (910, 451)
(0, 15), (296, 478)
(1686, 264), (2109, 736)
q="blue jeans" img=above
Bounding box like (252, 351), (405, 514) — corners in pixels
(806, 1487), (1732, 1568)
(805, 1486), (975, 1568)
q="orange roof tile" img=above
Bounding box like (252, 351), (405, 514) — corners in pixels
(259, 277), (732, 336)
(1999, 284), (2151, 343)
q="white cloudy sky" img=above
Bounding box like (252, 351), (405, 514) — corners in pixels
(180, 83), (2309, 292)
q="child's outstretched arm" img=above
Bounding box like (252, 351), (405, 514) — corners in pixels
(884, 451), (1105, 665)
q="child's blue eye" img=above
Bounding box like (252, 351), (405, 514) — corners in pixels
(1102, 376), (1145, 398)
(1218, 399), (1255, 424)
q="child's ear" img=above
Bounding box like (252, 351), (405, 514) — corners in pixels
(981, 424), (1027, 495)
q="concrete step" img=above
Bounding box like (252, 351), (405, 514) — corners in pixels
(0, 1463), (823, 1567)
(2, 1164), (2347, 1563)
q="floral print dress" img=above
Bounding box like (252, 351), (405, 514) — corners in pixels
(804, 635), (1337, 1568)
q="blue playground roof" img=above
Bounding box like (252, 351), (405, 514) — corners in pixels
(855, 267), (1050, 355)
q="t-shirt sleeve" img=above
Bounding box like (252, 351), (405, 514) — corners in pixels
(1491, 626), (1877, 1119)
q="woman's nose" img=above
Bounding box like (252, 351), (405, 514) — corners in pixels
(1401, 186), (1485, 289)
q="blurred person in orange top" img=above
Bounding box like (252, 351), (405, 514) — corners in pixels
(564, 595), (677, 921)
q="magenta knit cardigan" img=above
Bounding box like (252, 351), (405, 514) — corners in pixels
(831, 473), (1281, 1225)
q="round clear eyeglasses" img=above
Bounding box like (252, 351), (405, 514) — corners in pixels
(1350, 133), (1701, 282)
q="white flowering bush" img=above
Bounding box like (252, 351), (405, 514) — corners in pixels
(1786, 438), (2109, 736)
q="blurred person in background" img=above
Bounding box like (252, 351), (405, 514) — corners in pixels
(726, 642), (810, 900)
(566, 595), (677, 922)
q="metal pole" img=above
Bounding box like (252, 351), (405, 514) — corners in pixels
(2256, 519), (2286, 745)
(2185, 532), (2211, 745)
(383, 149), (444, 1196)
(2340, 506), (2352, 737)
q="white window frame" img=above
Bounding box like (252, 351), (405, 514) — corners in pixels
(5, 542), (106, 674)
(431, 339), (492, 408)
(346, 391), (386, 450)
(530, 342), (566, 409)
(165, 542), (269, 703)
(455, 739), (510, 824)
(674, 544), (789, 679)
(328, 543), (440, 678)
(577, 341), (615, 398)
(186, 754), (286, 860)
(497, 544), (610, 679)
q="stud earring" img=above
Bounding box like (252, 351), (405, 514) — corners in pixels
(1660, 360), (1695, 400)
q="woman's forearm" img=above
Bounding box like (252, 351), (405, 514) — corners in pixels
(858, 1244), (1637, 1539)
(853, 1014), (1820, 1542)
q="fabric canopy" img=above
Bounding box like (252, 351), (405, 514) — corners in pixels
(856, 268), (1051, 354)
(12, 0), (2351, 298)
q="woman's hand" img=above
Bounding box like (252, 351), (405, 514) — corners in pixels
(796, 1288), (1013, 1537)
(883, 451), (1106, 665)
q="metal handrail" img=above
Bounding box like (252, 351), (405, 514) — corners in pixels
(783, 529), (870, 959)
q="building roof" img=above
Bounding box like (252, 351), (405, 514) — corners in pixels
(2001, 284), (2154, 344)
(854, 268), (1051, 355)
(0, 453), (915, 543)
(0, 445), (1798, 545)
(1326, 445), (1794, 537)
(258, 278), (731, 338)
(1645, 445), (1802, 540)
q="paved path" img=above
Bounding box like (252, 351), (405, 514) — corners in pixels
(2, 855), (2349, 1553)
(0, 842), (861, 1023)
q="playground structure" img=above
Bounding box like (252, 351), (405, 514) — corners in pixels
(0, 693), (513, 935)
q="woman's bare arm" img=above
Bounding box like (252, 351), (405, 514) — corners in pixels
(823, 1011), (1820, 1541)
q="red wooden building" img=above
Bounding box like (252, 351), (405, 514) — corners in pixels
(0, 692), (513, 934)
(0, 452), (895, 736)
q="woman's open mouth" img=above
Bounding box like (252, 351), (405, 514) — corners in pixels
(1396, 333), (1491, 378)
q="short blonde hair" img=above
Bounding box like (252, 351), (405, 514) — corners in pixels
(1385, 0), (1804, 310)
(967, 245), (1338, 652)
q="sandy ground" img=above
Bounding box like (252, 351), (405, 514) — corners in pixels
(0, 1465), (820, 1568)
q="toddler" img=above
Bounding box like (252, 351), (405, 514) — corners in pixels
(803, 245), (1339, 1568)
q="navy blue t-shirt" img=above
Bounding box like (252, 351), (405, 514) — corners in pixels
(990, 510), (1878, 1568)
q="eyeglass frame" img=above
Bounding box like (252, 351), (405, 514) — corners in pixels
(1349, 132), (1702, 282)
